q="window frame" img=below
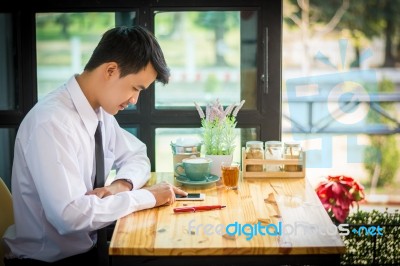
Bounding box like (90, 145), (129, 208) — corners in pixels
(3, 0), (282, 172)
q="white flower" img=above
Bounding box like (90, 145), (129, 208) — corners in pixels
(224, 103), (235, 117)
(194, 99), (245, 155)
(232, 100), (245, 117)
(194, 102), (205, 119)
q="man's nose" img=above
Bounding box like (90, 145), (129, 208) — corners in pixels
(129, 90), (141, 105)
(128, 96), (137, 105)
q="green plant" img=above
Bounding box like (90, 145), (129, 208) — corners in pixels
(194, 99), (245, 155)
(341, 209), (400, 265)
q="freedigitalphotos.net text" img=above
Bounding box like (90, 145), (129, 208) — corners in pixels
(187, 219), (383, 241)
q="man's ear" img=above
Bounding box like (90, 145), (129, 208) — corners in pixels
(105, 62), (119, 79)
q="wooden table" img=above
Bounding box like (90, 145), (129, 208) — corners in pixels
(109, 172), (345, 266)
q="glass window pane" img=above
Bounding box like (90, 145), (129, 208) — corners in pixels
(122, 127), (138, 137)
(0, 128), (16, 190)
(282, 1), (400, 199)
(36, 13), (115, 99)
(154, 11), (258, 109)
(36, 12), (139, 110)
(155, 127), (256, 172)
(0, 13), (16, 110)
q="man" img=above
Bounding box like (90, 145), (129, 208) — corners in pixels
(2, 25), (187, 265)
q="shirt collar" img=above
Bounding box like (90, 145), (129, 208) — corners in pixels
(66, 75), (102, 137)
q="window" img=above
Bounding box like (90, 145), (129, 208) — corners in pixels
(153, 10), (260, 171)
(36, 13), (116, 99)
(154, 11), (254, 109)
(0, 128), (16, 189)
(0, 13), (18, 189)
(32, 1), (282, 172)
(282, 0), (400, 205)
(149, 3), (282, 171)
(0, 13), (15, 110)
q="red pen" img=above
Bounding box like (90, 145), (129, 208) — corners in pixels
(173, 205), (226, 213)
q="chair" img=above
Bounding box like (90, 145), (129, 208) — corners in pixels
(0, 178), (13, 266)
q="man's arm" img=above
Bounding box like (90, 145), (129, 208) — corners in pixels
(109, 117), (151, 190)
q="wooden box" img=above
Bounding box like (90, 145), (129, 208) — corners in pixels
(241, 147), (305, 178)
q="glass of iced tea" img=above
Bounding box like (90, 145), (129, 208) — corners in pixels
(221, 162), (240, 190)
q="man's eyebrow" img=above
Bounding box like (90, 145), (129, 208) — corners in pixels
(134, 85), (147, 91)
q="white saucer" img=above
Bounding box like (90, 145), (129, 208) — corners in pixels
(175, 174), (220, 186)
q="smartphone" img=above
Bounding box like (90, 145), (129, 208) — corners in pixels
(175, 193), (205, 201)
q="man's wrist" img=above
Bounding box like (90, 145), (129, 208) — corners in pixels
(112, 178), (133, 191)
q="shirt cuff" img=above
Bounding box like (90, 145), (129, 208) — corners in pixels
(131, 189), (156, 210)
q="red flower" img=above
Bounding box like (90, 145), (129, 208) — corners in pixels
(315, 175), (365, 223)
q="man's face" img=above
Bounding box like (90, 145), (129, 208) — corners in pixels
(100, 62), (157, 115)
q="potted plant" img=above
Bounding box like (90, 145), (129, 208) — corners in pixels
(315, 175), (365, 224)
(194, 99), (245, 176)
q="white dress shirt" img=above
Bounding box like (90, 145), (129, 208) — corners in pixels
(2, 75), (156, 262)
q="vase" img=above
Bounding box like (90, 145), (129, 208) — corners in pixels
(205, 154), (233, 177)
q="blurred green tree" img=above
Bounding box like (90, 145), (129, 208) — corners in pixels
(284, 0), (349, 73)
(195, 11), (239, 66)
(364, 78), (400, 189)
(290, 0), (400, 67)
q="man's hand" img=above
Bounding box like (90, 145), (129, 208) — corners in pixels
(144, 181), (188, 206)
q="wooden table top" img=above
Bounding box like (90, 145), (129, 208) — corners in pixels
(109, 172), (345, 256)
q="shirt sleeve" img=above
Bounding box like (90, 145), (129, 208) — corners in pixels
(110, 117), (151, 190)
(24, 121), (155, 235)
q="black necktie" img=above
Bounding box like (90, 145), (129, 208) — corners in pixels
(94, 121), (108, 266)
(94, 121), (105, 189)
